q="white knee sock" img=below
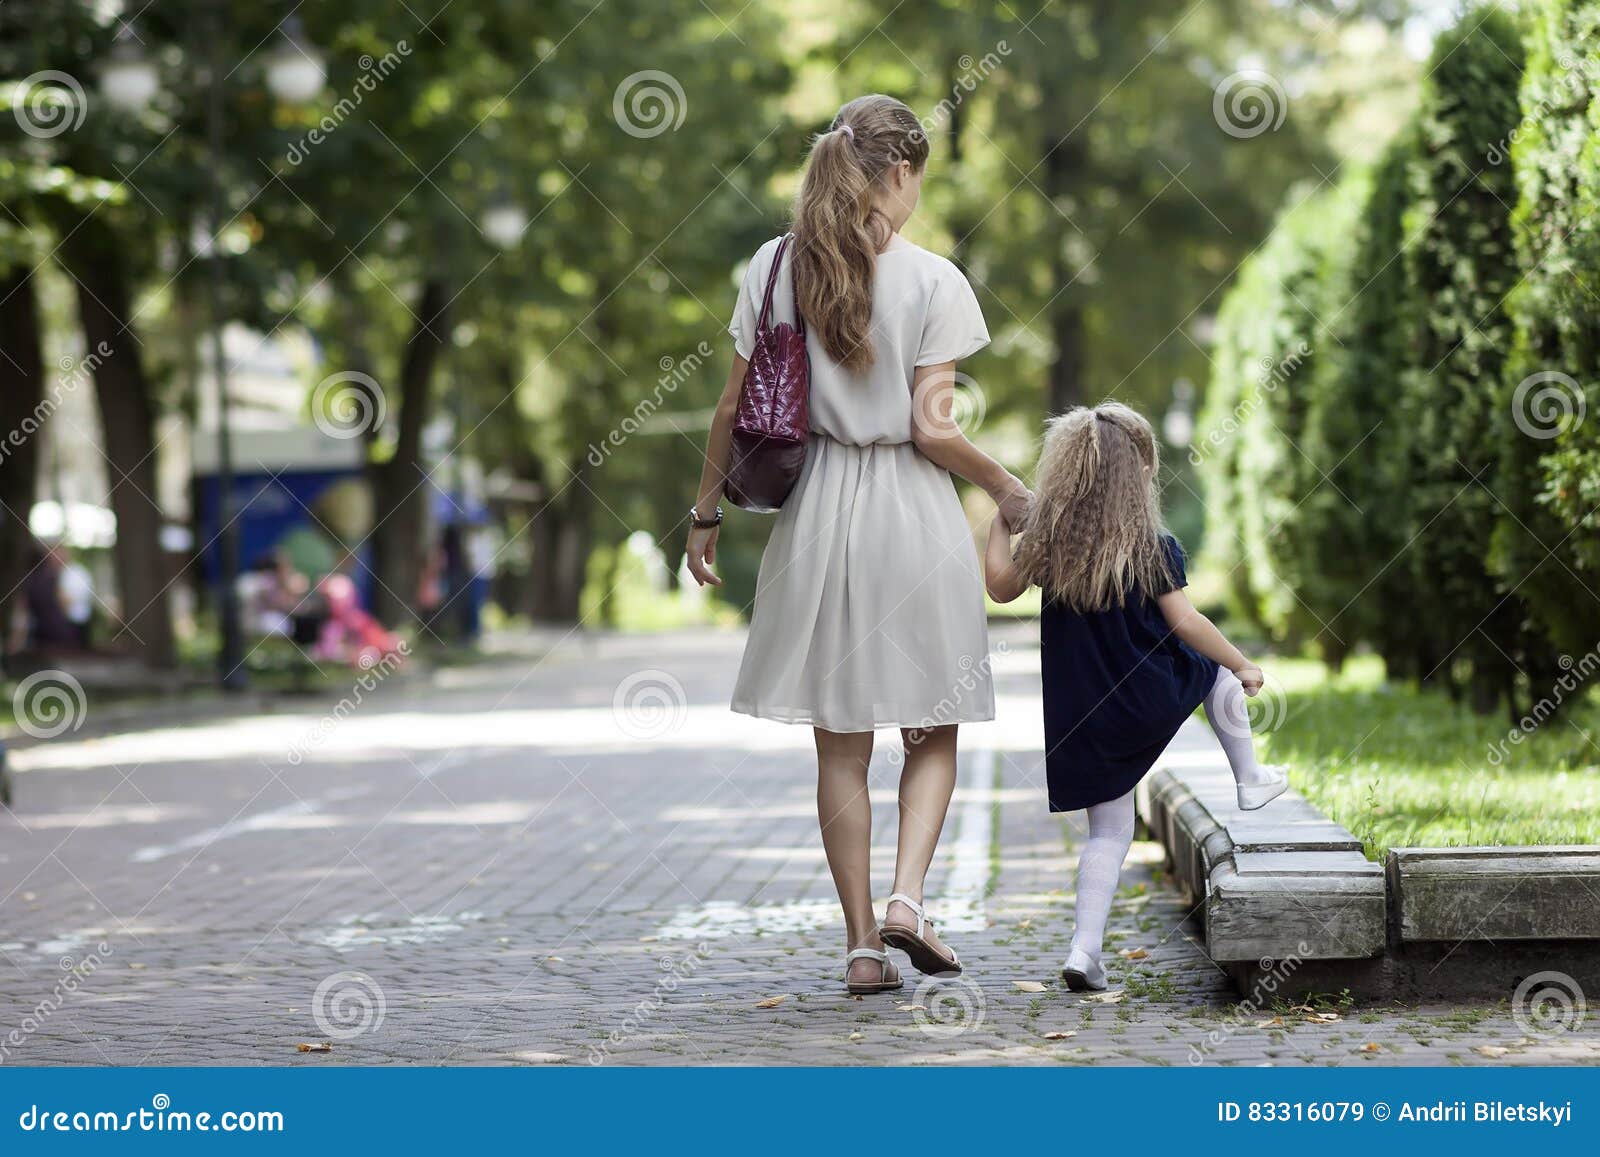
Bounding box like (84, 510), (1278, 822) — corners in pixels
(1070, 789), (1137, 961)
(1202, 665), (1273, 785)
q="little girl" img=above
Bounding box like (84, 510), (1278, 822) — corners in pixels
(984, 402), (1286, 991)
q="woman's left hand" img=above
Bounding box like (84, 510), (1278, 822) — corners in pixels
(996, 478), (1033, 531)
(686, 525), (722, 587)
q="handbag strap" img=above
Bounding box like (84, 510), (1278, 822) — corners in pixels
(754, 234), (805, 337)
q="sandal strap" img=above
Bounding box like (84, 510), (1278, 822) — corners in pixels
(844, 946), (892, 982)
(885, 892), (929, 936)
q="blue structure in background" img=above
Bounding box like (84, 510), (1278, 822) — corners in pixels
(192, 428), (370, 602)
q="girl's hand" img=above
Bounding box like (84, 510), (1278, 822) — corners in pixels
(1234, 664), (1264, 696)
(686, 525), (722, 587)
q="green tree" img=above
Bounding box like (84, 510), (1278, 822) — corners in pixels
(1400, 7), (1551, 713)
(1490, 0), (1600, 660)
(1296, 132), (1426, 675)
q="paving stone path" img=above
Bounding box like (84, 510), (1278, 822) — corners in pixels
(2, 628), (1594, 1066)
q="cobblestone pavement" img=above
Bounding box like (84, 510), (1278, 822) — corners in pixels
(2, 627), (1596, 1067)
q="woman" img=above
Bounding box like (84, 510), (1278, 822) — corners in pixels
(686, 95), (1030, 994)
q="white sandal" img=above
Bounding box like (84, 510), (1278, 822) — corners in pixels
(878, 892), (962, 976)
(843, 947), (902, 995)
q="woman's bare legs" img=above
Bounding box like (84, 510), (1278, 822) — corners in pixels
(883, 724), (957, 960)
(814, 727), (897, 987)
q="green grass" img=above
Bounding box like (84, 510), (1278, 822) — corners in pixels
(1256, 656), (1600, 859)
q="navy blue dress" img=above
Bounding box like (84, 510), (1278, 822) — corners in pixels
(1041, 535), (1218, 812)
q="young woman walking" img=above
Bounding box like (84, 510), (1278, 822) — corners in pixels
(687, 94), (1031, 994)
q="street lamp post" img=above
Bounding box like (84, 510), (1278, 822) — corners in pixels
(100, 11), (324, 690)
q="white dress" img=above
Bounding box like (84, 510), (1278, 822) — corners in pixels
(727, 234), (996, 733)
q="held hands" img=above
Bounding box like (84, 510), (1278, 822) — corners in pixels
(994, 475), (1033, 532)
(686, 524), (722, 587)
(1234, 663), (1265, 697)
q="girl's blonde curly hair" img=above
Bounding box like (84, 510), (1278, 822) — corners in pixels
(1013, 402), (1173, 613)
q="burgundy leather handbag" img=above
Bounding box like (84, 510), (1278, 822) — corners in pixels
(724, 234), (810, 513)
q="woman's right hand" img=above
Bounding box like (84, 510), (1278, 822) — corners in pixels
(1234, 664), (1264, 696)
(686, 524), (722, 587)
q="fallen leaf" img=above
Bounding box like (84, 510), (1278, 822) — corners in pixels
(1041, 1031), (1077, 1040)
(754, 994), (789, 1009)
(1475, 1045), (1510, 1058)
(638, 935), (660, 943)
(848, 1032), (863, 1041)
(546, 956), (563, 962)
(128, 963), (147, 971)
(1359, 1042), (1381, 1053)
(1118, 948), (1149, 960)
(1013, 980), (1049, 993)
(1256, 1016), (1285, 1028)
(895, 1002), (927, 1012)
(296, 1042), (332, 1053)
(1084, 989), (1124, 1004)
(1304, 1011), (1340, 1025)
(1017, 919), (1034, 931)
(514, 1051), (569, 1064)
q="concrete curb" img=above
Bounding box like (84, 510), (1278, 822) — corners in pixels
(1137, 761), (1600, 1000)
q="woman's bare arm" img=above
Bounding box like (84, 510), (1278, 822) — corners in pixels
(1156, 588), (1262, 693)
(910, 361), (1030, 525)
(984, 513), (1029, 603)
(685, 355), (748, 587)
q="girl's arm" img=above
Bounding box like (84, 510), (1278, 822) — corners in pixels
(1156, 589), (1263, 694)
(984, 513), (1029, 603)
(910, 361), (1030, 525)
(685, 355), (748, 587)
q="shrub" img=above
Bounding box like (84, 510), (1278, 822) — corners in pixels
(1397, 6), (1549, 713)
(1296, 132), (1424, 674)
(1490, 0), (1600, 662)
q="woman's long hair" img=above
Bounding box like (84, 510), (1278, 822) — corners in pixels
(1013, 403), (1173, 612)
(791, 94), (928, 372)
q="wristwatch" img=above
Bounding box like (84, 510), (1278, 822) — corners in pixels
(690, 504), (724, 529)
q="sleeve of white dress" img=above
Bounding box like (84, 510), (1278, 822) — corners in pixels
(915, 261), (991, 367)
(727, 249), (765, 361)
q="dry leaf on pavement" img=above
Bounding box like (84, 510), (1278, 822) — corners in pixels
(1041, 1031), (1077, 1040)
(296, 1042), (332, 1053)
(1013, 980), (1049, 993)
(754, 995), (789, 1009)
(1118, 948), (1148, 960)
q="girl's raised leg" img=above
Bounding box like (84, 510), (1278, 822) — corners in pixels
(1201, 665), (1275, 785)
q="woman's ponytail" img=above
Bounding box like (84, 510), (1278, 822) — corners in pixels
(792, 95), (928, 372)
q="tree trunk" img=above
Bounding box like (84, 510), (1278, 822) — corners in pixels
(369, 278), (450, 626)
(57, 227), (177, 668)
(526, 457), (593, 624)
(0, 265), (44, 666)
(1042, 132), (1088, 414)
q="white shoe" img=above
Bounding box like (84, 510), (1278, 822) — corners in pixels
(1237, 765), (1289, 811)
(1061, 946), (1107, 992)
